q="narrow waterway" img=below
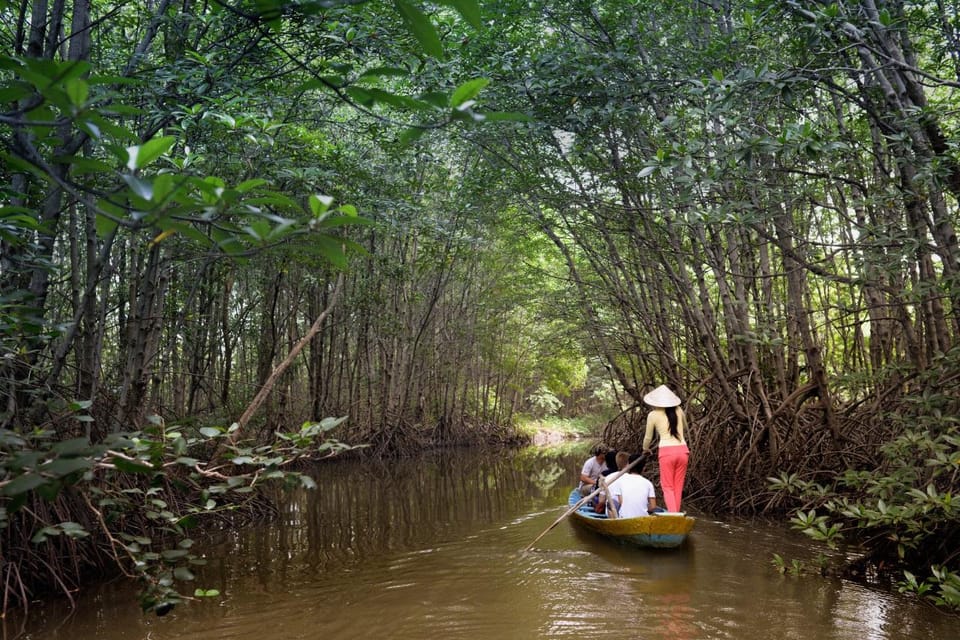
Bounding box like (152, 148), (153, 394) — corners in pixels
(9, 445), (956, 639)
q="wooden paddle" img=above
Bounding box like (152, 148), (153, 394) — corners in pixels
(523, 453), (645, 551)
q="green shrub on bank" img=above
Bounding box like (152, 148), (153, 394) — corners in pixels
(0, 414), (354, 615)
(769, 404), (960, 611)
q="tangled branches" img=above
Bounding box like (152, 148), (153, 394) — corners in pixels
(0, 417), (356, 616)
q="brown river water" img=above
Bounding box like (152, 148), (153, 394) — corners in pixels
(8, 444), (957, 639)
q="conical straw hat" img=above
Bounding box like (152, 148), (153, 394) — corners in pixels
(643, 384), (681, 407)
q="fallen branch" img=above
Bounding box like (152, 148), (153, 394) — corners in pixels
(227, 272), (344, 446)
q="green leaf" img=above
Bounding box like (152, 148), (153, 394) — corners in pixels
(398, 125), (427, 147)
(0, 81), (32, 103)
(157, 221), (212, 246)
(112, 457), (156, 474)
(57, 60), (92, 85)
(394, 0), (444, 59)
(60, 521), (90, 538)
(308, 235), (349, 268)
(95, 213), (119, 238)
(236, 178), (267, 192)
(244, 220), (271, 241)
(65, 78), (88, 106)
(65, 156), (113, 175)
(52, 437), (92, 456)
(362, 87), (433, 111)
(42, 458), (93, 477)
(0, 429), (26, 447)
(1, 473), (47, 497)
(638, 165), (657, 178)
(243, 193), (299, 209)
(437, 0), (482, 28)
(151, 174), (176, 203)
(7, 493), (28, 514)
(121, 174), (154, 201)
(206, 112), (236, 128)
(0, 150), (45, 177)
(126, 136), (176, 171)
(32, 526), (60, 543)
(199, 427), (222, 438)
(36, 479), (62, 501)
(8, 451), (42, 471)
(89, 114), (137, 142)
(312, 214), (373, 229)
(450, 78), (489, 107)
(345, 86), (375, 107)
(309, 194), (334, 216)
(418, 91), (449, 108)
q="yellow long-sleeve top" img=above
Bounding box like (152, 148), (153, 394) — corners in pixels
(642, 407), (687, 451)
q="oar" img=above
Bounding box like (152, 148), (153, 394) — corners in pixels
(523, 454), (645, 551)
(600, 474), (619, 518)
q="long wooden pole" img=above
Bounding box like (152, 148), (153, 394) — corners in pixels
(523, 454), (645, 551)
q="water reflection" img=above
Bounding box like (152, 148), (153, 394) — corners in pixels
(10, 445), (958, 640)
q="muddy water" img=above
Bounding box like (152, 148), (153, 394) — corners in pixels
(9, 445), (956, 639)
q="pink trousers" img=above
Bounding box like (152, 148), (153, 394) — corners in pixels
(658, 444), (689, 512)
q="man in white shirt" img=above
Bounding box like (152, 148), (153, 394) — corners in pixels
(604, 453), (657, 518)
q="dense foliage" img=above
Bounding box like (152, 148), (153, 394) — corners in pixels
(1, 414), (352, 613)
(1, 0), (958, 615)
(452, 0), (960, 610)
(0, 0), (545, 613)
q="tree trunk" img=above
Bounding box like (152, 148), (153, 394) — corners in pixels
(773, 204), (839, 441)
(116, 243), (169, 430)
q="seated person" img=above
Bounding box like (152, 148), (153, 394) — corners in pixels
(601, 449), (619, 476)
(594, 449), (630, 513)
(603, 453), (657, 518)
(578, 445), (609, 496)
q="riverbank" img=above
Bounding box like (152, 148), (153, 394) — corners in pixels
(515, 415), (602, 446)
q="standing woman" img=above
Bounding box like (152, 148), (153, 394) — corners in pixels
(641, 385), (689, 513)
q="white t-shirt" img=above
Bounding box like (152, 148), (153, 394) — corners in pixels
(605, 473), (656, 518)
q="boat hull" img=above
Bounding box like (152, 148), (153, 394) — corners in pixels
(567, 489), (694, 549)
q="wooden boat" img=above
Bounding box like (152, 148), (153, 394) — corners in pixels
(567, 488), (695, 548)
